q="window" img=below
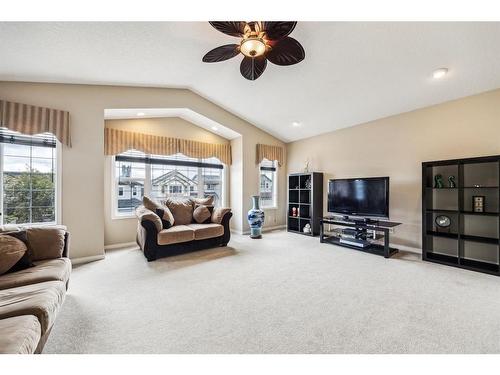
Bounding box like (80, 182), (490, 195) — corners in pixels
(259, 159), (277, 208)
(113, 151), (224, 217)
(0, 129), (59, 225)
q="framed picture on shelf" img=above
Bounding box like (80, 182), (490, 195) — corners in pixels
(472, 195), (485, 213)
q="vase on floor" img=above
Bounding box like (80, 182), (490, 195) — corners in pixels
(247, 195), (265, 239)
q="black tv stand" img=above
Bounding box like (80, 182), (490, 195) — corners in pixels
(320, 216), (402, 258)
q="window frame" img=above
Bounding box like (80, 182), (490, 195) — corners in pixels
(0, 135), (62, 227)
(259, 159), (278, 210)
(111, 153), (227, 220)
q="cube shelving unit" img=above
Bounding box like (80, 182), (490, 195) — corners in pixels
(287, 172), (323, 236)
(422, 155), (500, 276)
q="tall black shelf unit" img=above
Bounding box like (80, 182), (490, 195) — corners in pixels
(422, 155), (500, 276)
(287, 172), (323, 236)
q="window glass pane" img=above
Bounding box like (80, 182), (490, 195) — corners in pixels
(32, 158), (55, 174)
(116, 150), (145, 215)
(32, 146), (55, 159)
(151, 163), (198, 201)
(3, 144), (30, 157)
(260, 159), (276, 208)
(114, 151), (224, 216)
(3, 156), (31, 172)
(1, 134), (57, 225)
(32, 207), (55, 223)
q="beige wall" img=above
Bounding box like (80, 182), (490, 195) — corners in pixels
(286, 89), (500, 251)
(0, 81), (286, 260)
(104, 117), (229, 246)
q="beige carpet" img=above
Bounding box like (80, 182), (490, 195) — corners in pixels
(44, 230), (500, 353)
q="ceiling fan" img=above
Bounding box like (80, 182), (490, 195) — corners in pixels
(202, 21), (305, 80)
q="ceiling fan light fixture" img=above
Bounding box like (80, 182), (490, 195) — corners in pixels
(240, 37), (267, 57)
(203, 21), (304, 80)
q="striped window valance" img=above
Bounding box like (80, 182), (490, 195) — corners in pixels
(0, 100), (71, 147)
(104, 128), (232, 165)
(256, 143), (285, 167)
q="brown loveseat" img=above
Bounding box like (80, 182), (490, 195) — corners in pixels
(0, 226), (71, 354)
(136, 197), (232, 261)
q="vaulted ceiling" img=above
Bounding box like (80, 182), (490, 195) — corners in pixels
(1, 22), (500, 142)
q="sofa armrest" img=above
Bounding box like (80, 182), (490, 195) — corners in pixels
(136, 206), (163, 232)
(211, 208), (232, 224)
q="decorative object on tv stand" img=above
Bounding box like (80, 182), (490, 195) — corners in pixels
(434, 174), (444, 188)
(292, 207), (297, 217)
(435, 215), (451, 233)
(303, 223), (311, 234)
(448, 175), (456, 188)
(247, 195), (265, 239)
(304, 159), (310, 173)
(473, 196), (485, 213)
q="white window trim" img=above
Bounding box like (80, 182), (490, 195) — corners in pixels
(111, 155), (227, 220)
(259, 159), (278, 210)
(0, 139), (62, 227)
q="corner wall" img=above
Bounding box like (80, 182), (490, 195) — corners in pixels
(286, 89), (500, 251)
(0, 81), (287, 260)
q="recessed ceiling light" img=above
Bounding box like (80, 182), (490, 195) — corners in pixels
(212, 126), (218, 131)
(432, 68), (448, 79)
(137, 112), (145, 117)
(292, 122), (301, 127)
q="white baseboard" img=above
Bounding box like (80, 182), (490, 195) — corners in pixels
(104, 241), (137, 250)
(71, 254), (105, 265)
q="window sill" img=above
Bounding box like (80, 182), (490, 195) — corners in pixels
(112, 215), (136, 220)
(13, 222), (60, 228)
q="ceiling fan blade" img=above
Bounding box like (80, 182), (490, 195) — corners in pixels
(240, 56), (267, 80)
(209, 21), (246, 37)
(202, 44), (240, 63)
(267, 37), (305, 66)
(262, 22), (297, 40)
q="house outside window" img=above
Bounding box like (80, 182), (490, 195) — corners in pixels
(0, 129), (59, 225)
(113, 151), (224, 217)
(259, 159), (277, 209)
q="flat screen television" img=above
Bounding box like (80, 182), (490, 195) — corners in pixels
(328, 177), (389, 218)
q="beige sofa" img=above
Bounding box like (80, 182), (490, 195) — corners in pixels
(136, 198), (232, 261)
(0, 226), (71, 354)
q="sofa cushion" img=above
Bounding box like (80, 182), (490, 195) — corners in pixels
(142, 196), (174, 228)
(157, 225), (194, 245)
(191, 196), (215, 207)
(1, 231), (35, 274)
(162, 198), (194, 225)
(0, 315), (41, 354)
(187, 223), (224, 240)
(193, 205), (213, 224)
(0, 280), (66, 334)
(0, 234), (28, 275)
(26, 227), (66, 261)
(0, 258), (72, 291)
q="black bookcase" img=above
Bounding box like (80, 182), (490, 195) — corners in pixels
(422, 155), (500, 276)
(287, 172), (323, 236)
